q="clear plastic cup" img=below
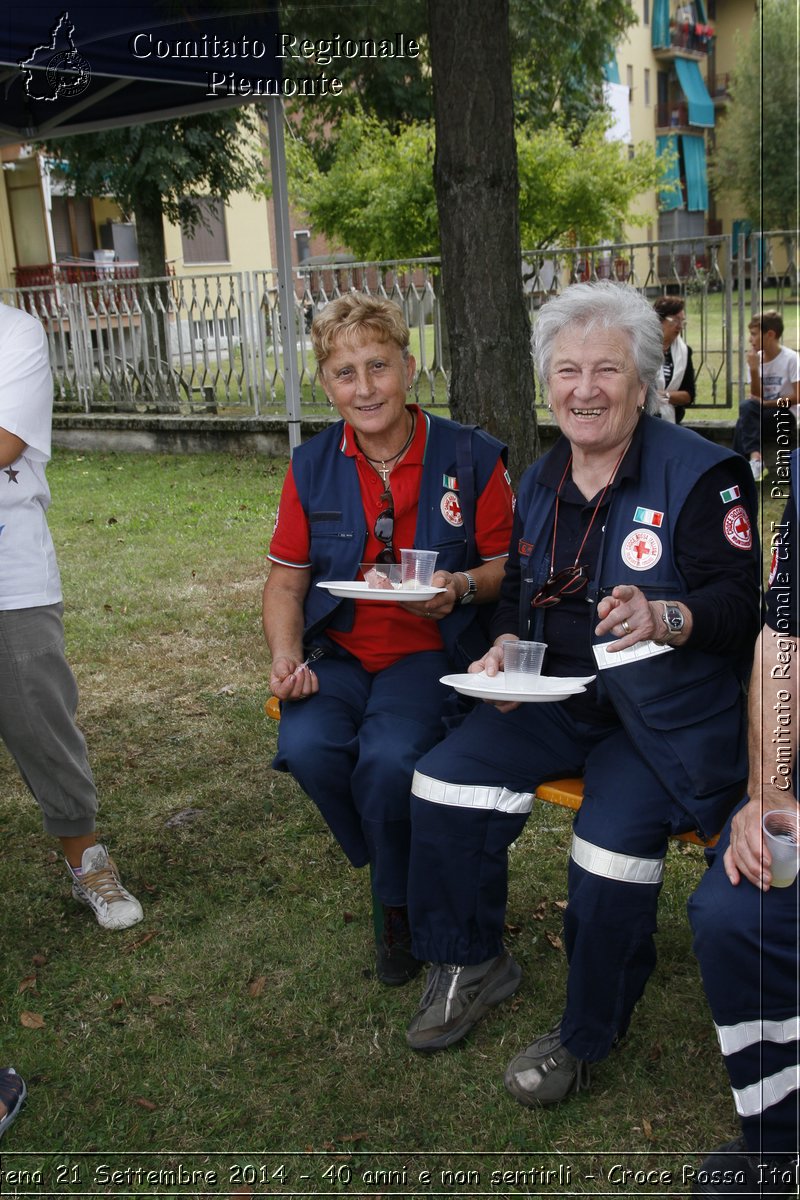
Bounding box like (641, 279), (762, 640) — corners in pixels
(400, 548), (439, 589)
(502, 640), (547, 690)
(762, 809), (800, 888)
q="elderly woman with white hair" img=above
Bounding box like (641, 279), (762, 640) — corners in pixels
(403, 282), (762, 1106)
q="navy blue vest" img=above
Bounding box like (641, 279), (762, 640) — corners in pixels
(292, 409), (508, 668)
(516, 416), (760, 834)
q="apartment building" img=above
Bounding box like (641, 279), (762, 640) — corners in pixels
(608, 0), (757, 245)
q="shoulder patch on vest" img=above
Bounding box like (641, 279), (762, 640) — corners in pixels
(724, 505), (752, 550)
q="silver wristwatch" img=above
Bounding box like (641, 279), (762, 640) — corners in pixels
(457, 572), (478, 605)
(661, 602), (684, 638)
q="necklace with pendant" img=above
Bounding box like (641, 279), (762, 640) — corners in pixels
(357, 412), (416, 486)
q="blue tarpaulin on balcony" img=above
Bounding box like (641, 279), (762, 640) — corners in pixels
(681, 134), (709, 210)
(657, 134), (683, 210)
(675, 57), (715, 127)
(604, 59), (621, 84)
(652, 0), (671, 48)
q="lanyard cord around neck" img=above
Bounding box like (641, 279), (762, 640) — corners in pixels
(548, 437), (633, 578)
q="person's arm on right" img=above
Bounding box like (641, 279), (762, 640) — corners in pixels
(725, 626), (799, 889)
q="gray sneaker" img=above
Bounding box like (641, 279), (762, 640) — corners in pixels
(406, 951), (522, 1052)
(69, 844), (144, 931)
(504, 1023), (590, 1106)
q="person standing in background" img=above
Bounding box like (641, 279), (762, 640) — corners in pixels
(0, 302), (142, 931)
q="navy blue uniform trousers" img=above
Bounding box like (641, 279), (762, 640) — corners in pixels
(409, 698), (699, 1062)
(689, 803), (799, 1155)
(273, 649), (451, 907)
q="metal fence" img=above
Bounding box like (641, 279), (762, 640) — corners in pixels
(1, 230), (796, 418)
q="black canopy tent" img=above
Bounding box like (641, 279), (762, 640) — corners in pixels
(0, 2), (304, 449)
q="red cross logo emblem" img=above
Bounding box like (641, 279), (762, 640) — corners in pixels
(621, 529), (662, 571)
(440, 490), (463, 527)
(724, 505), (752, 550)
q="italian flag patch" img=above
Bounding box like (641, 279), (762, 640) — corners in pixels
(719, 485), (741, 504)
(633, 506), (664, 527)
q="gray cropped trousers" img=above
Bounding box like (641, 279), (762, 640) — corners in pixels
(0, 603), (97, 838)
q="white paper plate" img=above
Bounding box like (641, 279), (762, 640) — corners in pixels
(317, 580), (448, 602)
(439, 671), (596, 704)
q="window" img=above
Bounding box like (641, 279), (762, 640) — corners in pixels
(626, 64), (634, 93)
(643, 0), (650, 23)
(52, 196), (96, 259)
(644, 68), (651, 106)
(294, 229), (310, 264)
(181, 198), (229, 264)
(191, 315), (240, 350)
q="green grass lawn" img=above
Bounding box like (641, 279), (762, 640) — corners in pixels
(0, 450), (785, 1195)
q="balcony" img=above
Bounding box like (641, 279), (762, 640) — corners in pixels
(13, 260), (141, 288)
(653, 23), (714, 60)
(707, 72), (732, 105)
(656, 101), (691, 133)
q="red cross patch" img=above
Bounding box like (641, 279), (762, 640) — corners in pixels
(621, 529), (662, 571)
(440, 490), (463, 527)
(724, 505), (752, 550)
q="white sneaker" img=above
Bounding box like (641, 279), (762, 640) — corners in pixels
(749, 458), (768, 482)
(69, 844), (144, 930)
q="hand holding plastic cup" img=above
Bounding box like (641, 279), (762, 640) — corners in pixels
(401, 548), (439, 590)
(502, 639), (547, 691)
(762, 809), (800, 888)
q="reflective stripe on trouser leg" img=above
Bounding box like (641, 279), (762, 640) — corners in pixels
(716, 1017), (800, 1056)
(409, 770), (532, 965)
(730, 1063), (800, 1119)
(570, 833), (665, 885)
(411, 770), (535, 815)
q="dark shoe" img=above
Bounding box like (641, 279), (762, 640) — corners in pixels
(0, 1068), (27, 1140)
(504, 1023), (590, 1106)
(692, 1136), (799, 1196)
(406, 951), (522, 1051)
(375, 905), (423, 987)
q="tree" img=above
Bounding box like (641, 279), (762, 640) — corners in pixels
(709, 0), (798, 231)
(285, 112), (438, 260)
(279, 0), (431, 165)
(509, 0), (635, 130)
(288, 110), (665, 260)
(427, 0), (537, 484)
(43, 109), (260, 281)
(279, 0), (636, 157)
(516, 117), (665, 249)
